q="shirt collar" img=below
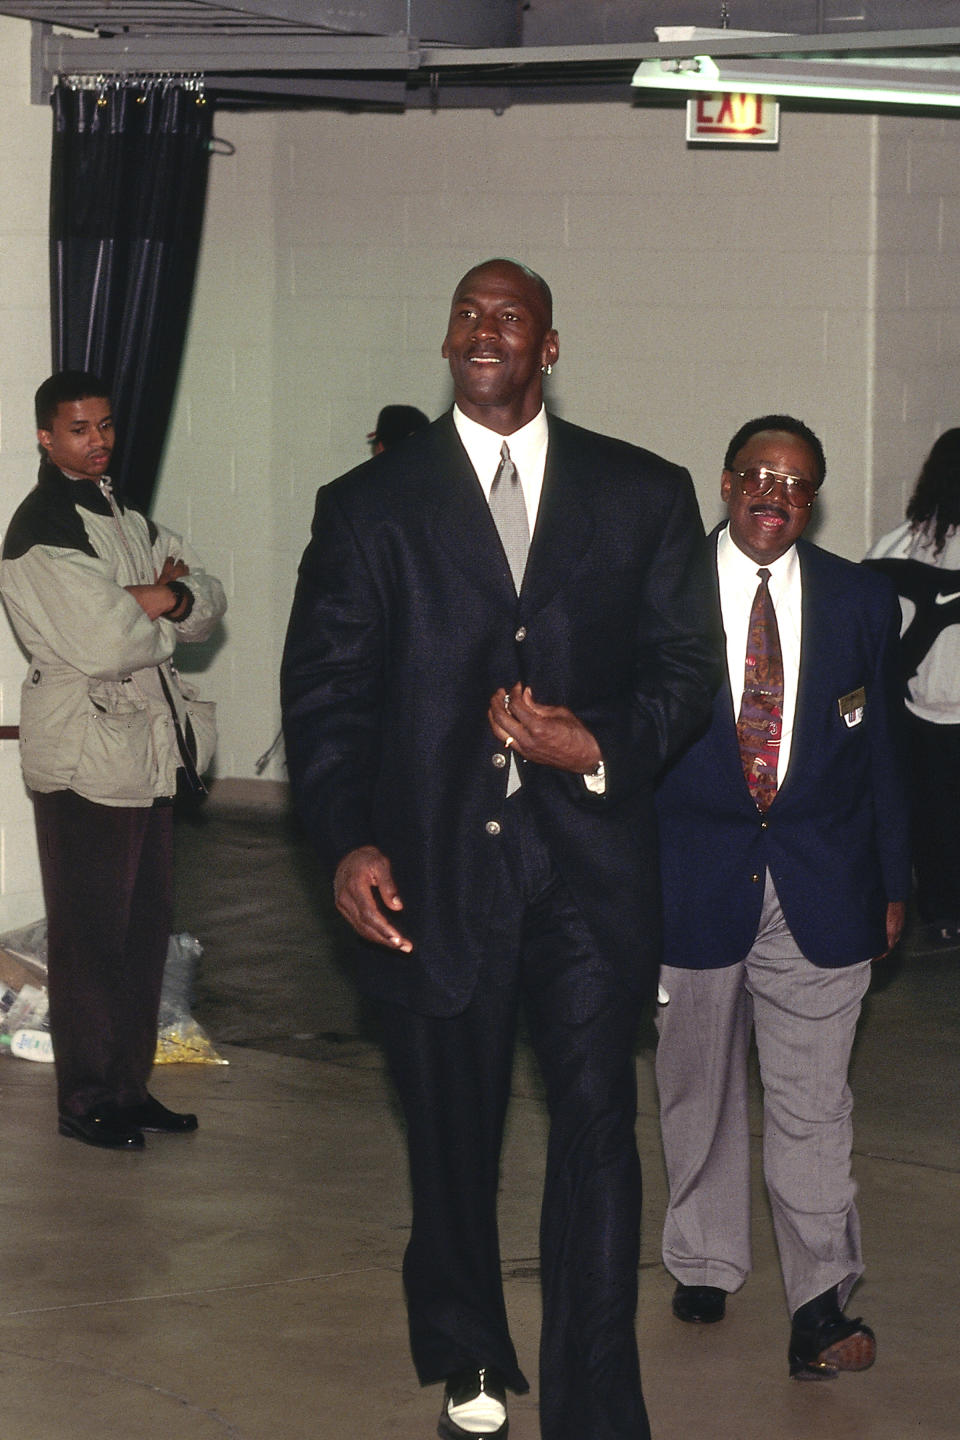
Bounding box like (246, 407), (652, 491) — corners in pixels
(453, 404), (548, 485)
(38, 460), (116, 515)
(717, 522), (800, 596)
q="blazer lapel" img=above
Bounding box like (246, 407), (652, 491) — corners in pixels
(706, 539), (754, 806)
(519, 417), (594, 619)
(428, 414), (519, 609)
(782, 540), (829, 792)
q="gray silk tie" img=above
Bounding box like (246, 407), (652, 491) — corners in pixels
(489, 441), (528, 793)
(489, 440), (529, 592)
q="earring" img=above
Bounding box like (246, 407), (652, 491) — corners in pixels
(542, 363), (553, 376)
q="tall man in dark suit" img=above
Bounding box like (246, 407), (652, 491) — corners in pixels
(281, 258), (719, 1440)
(654, 415), (910, 1380)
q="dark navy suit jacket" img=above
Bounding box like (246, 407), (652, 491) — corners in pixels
(655, 528), (911, 970)
(281, 411), (721, 1015)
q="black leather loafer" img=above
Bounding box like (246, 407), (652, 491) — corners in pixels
(121, 1095), (198, 1133)
(672, 1282), (727, 1324)
(438, 1367), (508, 1439)
(58, 1107), (145, 1150)
(789, 1313), (876, 1380)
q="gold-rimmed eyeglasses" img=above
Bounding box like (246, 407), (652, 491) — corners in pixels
(730, 466), (819, 509)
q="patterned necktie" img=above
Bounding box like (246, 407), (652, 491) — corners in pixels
(736, 567), (783, 811)
(489, 440), (529, 592)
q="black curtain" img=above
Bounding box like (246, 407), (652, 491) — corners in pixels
(49, 81), (213, 511)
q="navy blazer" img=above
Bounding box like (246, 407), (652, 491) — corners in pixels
(281, 411), (721, 1015)
(655, 528), (911, 970)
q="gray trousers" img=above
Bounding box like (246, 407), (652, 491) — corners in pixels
(655, 872), (871, 1317)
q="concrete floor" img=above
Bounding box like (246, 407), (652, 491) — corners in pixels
(0, 792), (958, 1440)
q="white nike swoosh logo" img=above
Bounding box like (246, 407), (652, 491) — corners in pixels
(935, 589), (960, 605)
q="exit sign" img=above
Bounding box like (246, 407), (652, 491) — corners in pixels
(686, 94), (780, 146)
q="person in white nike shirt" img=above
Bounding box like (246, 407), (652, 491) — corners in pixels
(865, 428), (960, 944)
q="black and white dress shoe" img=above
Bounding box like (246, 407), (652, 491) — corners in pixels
(438, 1367), (508, 1439)
(58, 1106), (145, 1151)
(121, 1095), (198, 1133)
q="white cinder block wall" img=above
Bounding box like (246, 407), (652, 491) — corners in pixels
(159, 101), (959, 791)
(0, 19), (59, 928)
(0, 7), (957, 924)
(871, 113), (960, 536)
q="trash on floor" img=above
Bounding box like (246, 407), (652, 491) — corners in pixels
(0, 923), (227, 1065)
(156, 932), (227, 1065)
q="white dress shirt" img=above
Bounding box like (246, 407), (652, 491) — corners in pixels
(717, 524), (803, 785)
(452, 403), (604, 793)
(453, 403), (549, 538)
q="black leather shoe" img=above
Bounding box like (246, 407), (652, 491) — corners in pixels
(58, 1107), (145, 1151)
(121, 1095), (198, 1133)
(789, 1295), (876, 1380)
(672, 1282), (727, 1324)
(438, 1367), (508, 1439)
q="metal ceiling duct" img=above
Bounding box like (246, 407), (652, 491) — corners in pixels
(0, 0), (521, 44)
(2, 0), (960, 109)
(527, 1), (960, 45)
(318, 1), (521, 47)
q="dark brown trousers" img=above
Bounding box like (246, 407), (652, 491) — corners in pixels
(33, 789), (173, 1117)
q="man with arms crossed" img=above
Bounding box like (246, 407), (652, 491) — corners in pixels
(655, 415), (909, 1379)
(0, 371), (226, 1151)
(282, 259), (718, 1439)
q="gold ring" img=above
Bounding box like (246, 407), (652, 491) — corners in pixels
(504, 736), (514, 750)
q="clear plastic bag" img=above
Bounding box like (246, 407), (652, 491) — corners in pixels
(0, 922), (226, 1065)
(156, 932), (227, 1065)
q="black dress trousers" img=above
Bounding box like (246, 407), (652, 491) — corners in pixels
(376, 791), (650, 1440)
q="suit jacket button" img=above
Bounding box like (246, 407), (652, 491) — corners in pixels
(485, 820), (501, 836)
(515, 626), (527, 642)
(492, 752), (507, 769)
(760, 819), (768, 830)
(751, 872), (761, 883)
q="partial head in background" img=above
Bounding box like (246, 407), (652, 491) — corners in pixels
(368, 404), (430, 455)
(907, 427), (960, 557)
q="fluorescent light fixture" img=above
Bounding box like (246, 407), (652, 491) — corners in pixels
(632, 31), (960, 108)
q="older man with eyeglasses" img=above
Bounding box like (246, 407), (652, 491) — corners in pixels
(653, 414), (910, 1381)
